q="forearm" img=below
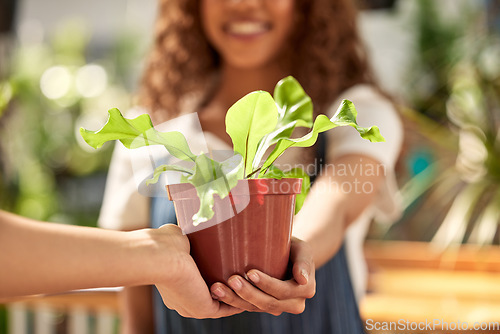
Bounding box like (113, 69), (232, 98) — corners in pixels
(0, 211), (159, 298)
(292, 155), (384, 268)
(292, 176), (346, 268)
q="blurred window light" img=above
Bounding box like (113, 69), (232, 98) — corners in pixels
(478, 44), (500, 80)
(40, 65), (72, 100)
(75, 64), (108, 98)
(18, 19), (45, 45)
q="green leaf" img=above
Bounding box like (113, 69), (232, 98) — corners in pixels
(146, 164), (193, 186)
(220, 153), (245, 181)
(330, 100), (383, 141)
(187, 153), (244, 225)
(80, 108), (196, 161)
(252, 77), (313, 172)
(274, 76), (313, 128)
(0, 81), (13, 117)
(264, 165), (285, 179)
(467, 188), (500, 245)
(251, 122), (297, 174)
(283, 168), (311, 214)
(260, 165), (310, 214)
(188, 154), (222, 225)
(225, 91), (278, 176)
(258, 100), (385, 177)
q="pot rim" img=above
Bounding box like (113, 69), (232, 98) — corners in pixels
(167, 178), (302, 201)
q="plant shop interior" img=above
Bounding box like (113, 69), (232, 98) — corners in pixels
(1, 0), (500, 333)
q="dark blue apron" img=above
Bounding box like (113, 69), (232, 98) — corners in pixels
(150, 134), (365, 333)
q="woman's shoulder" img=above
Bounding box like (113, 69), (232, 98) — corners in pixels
(337, 83), (383, 98)
(328, 84), (396, 117)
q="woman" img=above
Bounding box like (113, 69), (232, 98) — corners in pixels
(99, 0), (403, 332)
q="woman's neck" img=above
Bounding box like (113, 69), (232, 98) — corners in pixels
(197, 62), (290, 146)
(212, 63), (290, 112)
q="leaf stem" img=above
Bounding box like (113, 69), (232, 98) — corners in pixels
(246, 167), (262, 179)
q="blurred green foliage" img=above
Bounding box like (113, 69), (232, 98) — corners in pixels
(0, 20), (144, 226)
(385, 1), (500, 246)
(406, 0), (473, 122)
(0, 15), (144, 334)
(0, 306), (6, 334)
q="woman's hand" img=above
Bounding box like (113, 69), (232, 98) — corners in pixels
(146, 224), (244, 319)
(209, 237), (316, 316)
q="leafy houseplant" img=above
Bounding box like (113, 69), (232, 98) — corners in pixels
(387, 1), (500, 249)
(396, 40), (500, 248)
(81, 76), (383, 284)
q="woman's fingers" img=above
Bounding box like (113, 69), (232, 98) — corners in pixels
(210, 282), (259, 312)
(289, 237), (315, 287)
(246, 269), (315, 300)
(172, 301), (244, 319)
(214, 275), (306, 316)
(200, 298), (245, 318)
(158, 281), (244, 319)
(208, 238), (316, 316)
(212, 301), (246, 318)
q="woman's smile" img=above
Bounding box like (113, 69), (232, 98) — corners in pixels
(223, 20), (272, 39)
(201, 0), (295, 69)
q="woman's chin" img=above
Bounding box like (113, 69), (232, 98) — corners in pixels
(222, 53), (283, 71)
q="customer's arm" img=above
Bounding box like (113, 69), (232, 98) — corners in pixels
(0, 210), (242, 319)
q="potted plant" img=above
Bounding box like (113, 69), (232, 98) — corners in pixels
(80, 76), (383, 285)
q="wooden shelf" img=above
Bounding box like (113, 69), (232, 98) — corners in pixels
(364, 240), (500, 272)
(361, 241), (500, 328)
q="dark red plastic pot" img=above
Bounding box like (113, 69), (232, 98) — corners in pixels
(167, 178), (302, 286)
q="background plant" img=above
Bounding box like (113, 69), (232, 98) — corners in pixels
(381, 0), (500, 246)
(0, 20), (144, 226)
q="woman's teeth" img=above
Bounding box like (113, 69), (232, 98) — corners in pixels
(227, 22), (269, 35)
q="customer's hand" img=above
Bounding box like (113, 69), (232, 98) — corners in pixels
(147, 224), (244, 319)
(209, 237), (316, 316)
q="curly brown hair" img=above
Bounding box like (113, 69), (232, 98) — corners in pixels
(139, 0), (374, 120)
